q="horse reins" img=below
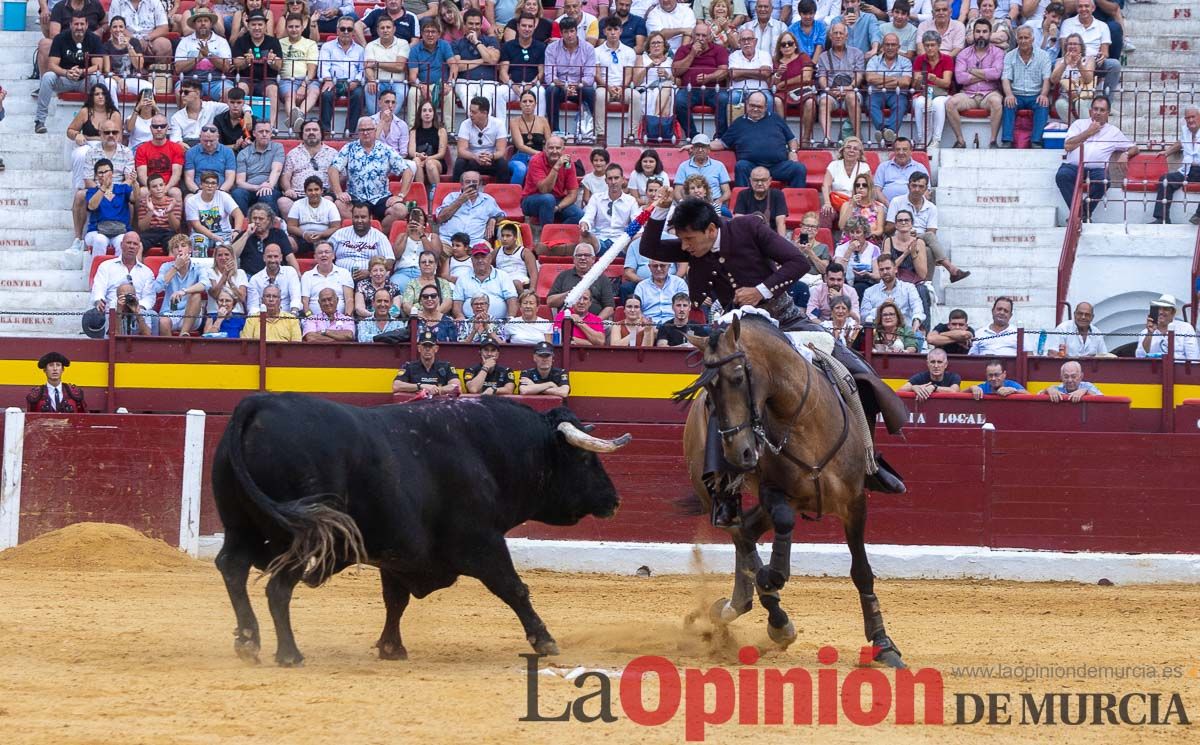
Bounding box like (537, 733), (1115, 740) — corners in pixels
(704, 348), (851, 520)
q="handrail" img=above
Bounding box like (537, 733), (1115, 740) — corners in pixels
(1055, 142), (1086, 325)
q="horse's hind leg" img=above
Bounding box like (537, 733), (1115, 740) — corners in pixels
(844, 498), (905, 669)
(709, 506), (769, 624)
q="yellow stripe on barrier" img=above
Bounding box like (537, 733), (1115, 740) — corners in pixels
(0, 360), (109, 387)
(569, 371), (701, 398)
(266, 366), (400, 393)
(114, 363), (259, 390)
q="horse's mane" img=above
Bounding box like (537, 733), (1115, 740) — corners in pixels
(671, 314), (794, 404)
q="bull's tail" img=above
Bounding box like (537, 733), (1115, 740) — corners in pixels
(225, 396), (366, 587)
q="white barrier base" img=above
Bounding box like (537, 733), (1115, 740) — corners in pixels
(196, 535), (1200, 584)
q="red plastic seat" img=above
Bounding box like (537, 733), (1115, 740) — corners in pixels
(606, 146), (644, 174)
(657, 147), (693, 178)
(389, 181), (429, 212)
(710, 150), (736, 175)
(796, 150), (833, 190)
(960, 108), (991, 119)
(1123, 153), (1169, 193)
(296, 258), (316, 273)
(783, 188), (822, 228)
(539, 224), (582, 248)
(431, 182), (460, 213)
(535, 269), (558, 301)
(484, 183), (524, 222)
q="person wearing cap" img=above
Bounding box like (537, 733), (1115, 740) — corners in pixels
(452, 243), (520, 321)
(27, 353), (89, 413)
(393, 332), (462, 396)
(174, 7), (235, 101)
(672, 134), (732, 215)
(519, 342), (571, 397)
(231, 10), (283, 113)
(1137, 294), (1200, 361)
(464, 341), (517, 395)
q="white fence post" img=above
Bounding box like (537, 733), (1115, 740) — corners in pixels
(178, 410), (206, 558)
(1, 407), (27, 550)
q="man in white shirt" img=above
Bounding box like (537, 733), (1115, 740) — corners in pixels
(645, 0), (696, 53)
(453, 98), (510, 182)
(317, 17), (366, 136)
(173, 8), (234, 101)
(88, 232), (158, 335)
(1054, 95), (1138, 219)
(859, 253), (924, 331)
(596, 16), (637, 110)
(247, 242), (303, 314)
(749, 0), (788, 57)
(330, 202), (393, 281)
(364, 15), (410, 117)
(725, 27), (773, 114)
(1152, 106), (1200, 226)
(299, 242), (355, 315)
(581, 164), (640, 255)
(1137, 294), (1200, 361)
(885, 171), (969, 282)
(968, 296), (1023, 356)
(170, 80), (230, 144)
(1058, 0), (1120, 96)
(1047, 301), (1107, 357)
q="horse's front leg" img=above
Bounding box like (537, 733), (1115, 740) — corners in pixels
(754, 487), (798, 647)
(710, 506), (769, 624)
(755, 486), (795, 594)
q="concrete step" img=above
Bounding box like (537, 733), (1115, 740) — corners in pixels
(0, 250), (82, 272)
(0, 270), (91, 293)
(0, 31), (44, 49)
(0, 188), (75, 210)
(0, 290), (91, 310)
(934, 184), (1063, 210)
(0, 229), (79, 251)
(939, 245), (1062, 271)
(0, 208), (74, 229)
(943, 205), (1059, 228)
(941, 266), (1058, 291)
(0, 313), (83, 338)
(0, 148), (73, 172)
(937, 167), (1064, 190)
(937, 148), (1063, 170)
(1076, 222), (1196, 257)
(0, 170), (73, 189)
(1126, 4), (1200, 23)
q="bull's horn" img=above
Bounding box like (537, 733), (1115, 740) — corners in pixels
(557, 422), (632, 453)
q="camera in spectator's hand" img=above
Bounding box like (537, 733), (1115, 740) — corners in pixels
(123, 293), (139, 309)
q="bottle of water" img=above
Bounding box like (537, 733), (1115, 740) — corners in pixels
(552, 325), (561, 345)
(1036, 330), (1047, 356)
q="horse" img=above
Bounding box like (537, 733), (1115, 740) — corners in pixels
(677, 312), (905, 668)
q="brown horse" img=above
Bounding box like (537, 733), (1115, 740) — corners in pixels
(679, 313), (905, 668)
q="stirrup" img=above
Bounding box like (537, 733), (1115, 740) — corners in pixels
(711, 495), (742, 528)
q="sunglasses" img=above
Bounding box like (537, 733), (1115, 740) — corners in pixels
(420, 293), (439, 300)
(780, 41), (796, 47)
(201, 125), (218, 132)
(150, 123), (168, 129)
(338, 26), (354, 32)
(102, 130), (120, 135)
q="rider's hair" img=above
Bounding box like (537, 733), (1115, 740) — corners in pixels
(668, 197), (721, 233)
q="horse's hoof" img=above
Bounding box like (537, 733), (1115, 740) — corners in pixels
(755, 567), (787, 593)
(709, 597), (742, 625)
(275, 651), (305, 667)
(766, 620), (797, 648)
(376, 641), (408, 661)
(530, 635), (559, 656)
(233, 636), (260, 665)
(875, 649), (906, 669)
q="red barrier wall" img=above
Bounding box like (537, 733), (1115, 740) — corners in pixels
(19, 414), (184, 543)
(13, 414), (1200, 554)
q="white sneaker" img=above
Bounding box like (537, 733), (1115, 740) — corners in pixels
(69, 237), (84, 252)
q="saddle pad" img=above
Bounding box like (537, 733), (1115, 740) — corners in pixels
(784, 330), (835, 360)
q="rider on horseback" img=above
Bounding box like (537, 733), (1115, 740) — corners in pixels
(640, 193), (908, 527)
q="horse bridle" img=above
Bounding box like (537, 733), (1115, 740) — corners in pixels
(702, 343), (851, 519)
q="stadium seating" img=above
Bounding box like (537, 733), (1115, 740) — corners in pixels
(485, 183), (524, 222)
(539, 224), (582, 248)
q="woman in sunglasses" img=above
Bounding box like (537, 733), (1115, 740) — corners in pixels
(400, 250), (454, 315)
(772, 31), (815, 144)
(838, 172), (886, 236)
(275, 0), (319, 41)
(412, 283), (459, 341)
(67, 85), (122, 193)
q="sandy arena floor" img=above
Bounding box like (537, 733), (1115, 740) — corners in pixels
(0, 525), (1196, 744)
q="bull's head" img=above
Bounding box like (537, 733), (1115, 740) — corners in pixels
(536, 409), (631, 525)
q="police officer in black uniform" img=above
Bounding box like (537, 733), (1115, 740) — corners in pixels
(392, 330), (462, 397)
(463, 340), (516, 395)
(518, 341), (571, 398)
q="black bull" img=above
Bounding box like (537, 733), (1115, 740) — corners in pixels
(213, 393), (631, 666)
